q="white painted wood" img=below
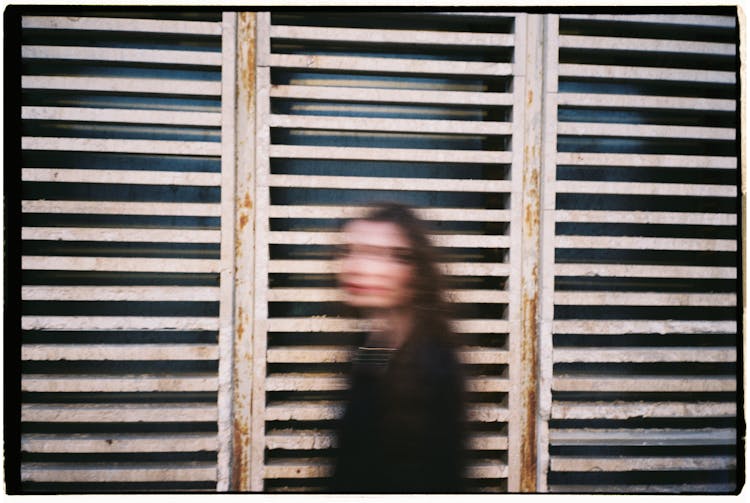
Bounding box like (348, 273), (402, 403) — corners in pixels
(22, 168), (221, 186)
(551, 401), (736, 419)
(467, 461), (509, 479)
(22, 374), (219, 392)
(270, 24), (514, 47)
(265, 374), (348, 391)
(22, 403), (218, 423)
(265, 402), (344, 421)
(553, 377), (736, 392)
(269, 113), (512, 135)
(23, 227), (221, 243)
(267, 287), (509, 303)
(550, 428), (736, 446)
(22, 344), (218, 361)
(556, 152), (736, 169)
(21, 463), (218, 482)
(559, 14), (736, 27)
(269, 53), (513, 77)
(23, 45), (222, 66)
(555, 236), (736, 252)
(22, 286), (220, 301)
(559, 35), (735, 55)
(554, 291), (736, 306)
(269, 205), (512, 222)
(553, 320), (736, 335)
(270, 84), (514, 106)
(217, 11), (238, 493)
(22, 76), (222, 96)
(22, 15), (222, 35)
(22, 256), (220, 273)
(264, 460), (331, 479)
(22, 106), (222, 127)
(548, 483), (736, 493)
(265, 317), (510, 333)
(555, 180), (735, 197)
(267, 259), (509, 277)
(558, 63), (735, 84)
(268, 231), (510, 248)
(555, 210), (736, 226)
(555, 264), (736, 279)
(270, 144), (513, 164)
(556, 93), (736, 111)
(22, 316), (220, 331)
(266, 347), (352, 363)
(22, 200), (222, 216)
(553, 347), (736, 363)
(267, 173), (512, 193)
(22, 433), (217, 453)
(551, 456), (735, 472)
(22, 136), (222, 156)
(559, 121), (734, 141)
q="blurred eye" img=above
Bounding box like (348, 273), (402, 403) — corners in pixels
(333, 244), (351, 259)
(391, 247), (414, 264)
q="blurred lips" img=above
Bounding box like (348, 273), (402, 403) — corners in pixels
(342, 282), (388, 294)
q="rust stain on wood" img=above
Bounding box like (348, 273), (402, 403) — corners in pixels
(520, 283), (539, 492)
(232, 417), (250, 489)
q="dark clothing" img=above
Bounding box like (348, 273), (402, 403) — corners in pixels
(331, 330), (466, 493)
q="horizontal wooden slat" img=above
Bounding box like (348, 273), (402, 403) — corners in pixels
(22, 403), (217, 423)
(22, 433), (217, 453)
(270, 144), (513, 164)
(559, 35), (735, 55)
(555, 264), (736, 279)
(551, 401), (736, 420)
(22, 76), (222, 96)
(267, 287), (509, 304)
(22, 374), (218, 392)
(550, 428), (736, 446)
(267, 173), (511, 193)
(266, 347), (350, 363)
(466, 377), (508, 392)
(555, 210), (736, 226)
(551, 456), (735, 472)
(22, 200), (222, 216)
(270, 84), (513, 106)
(22, 136), (222, 156)
(556, 152), (736, 169)
(558, 63), (735, 84)
(264, 459), (330, 479)
(268, 231), (510, 248)
(559, 14), (737, 27)
(468, 404), (509, 423)
(23, 45), (222, 66)
(271, 24), (514, 47)
(22, 106), (222, 127)
(468, 461), (508, 479)
(23, 168), (222, 186)
(268, 53), (513, 77)
(266, 429), (337, 450)
(265, 317), (509, 334)
(23, 227), (220, 243)
(22, 16), (222, 35)
(22, 286), (220, 301)
(548, 483), (736, 493)
(22, 344), (218, 361)
(21, 462), (217, 482)
(553, 348), (736, 363)
(268, 259), (509, 277)
(553, 320), (736, 335)
(265, 374), (509, 394)
(555, 236), (736, 252)
(269, 113), (512, 135)
(553, 377), (736, 392)
(556, 93), (736, 112)
(22, 256), (220, 273)
(265, 402), (344, 421)
(559, 122), (734, 140)
(554, 292), (736, 306)
(555, 180), (735, 197)
(269, 204), (512, 222)
(22, 316), (220, 331)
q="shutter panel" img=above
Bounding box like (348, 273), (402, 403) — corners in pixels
(541, 13), (739, 493)
(20, 12), (234, 492)
(252, 11), (529, 492)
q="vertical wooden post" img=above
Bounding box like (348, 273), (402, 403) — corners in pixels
(218, 11), (238, 492)
(231, 11), (257, 491)
(518, 13), (546, 493)
(537, 14), (559, 493)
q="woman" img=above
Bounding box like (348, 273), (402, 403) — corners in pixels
(331, 202), (467, 493)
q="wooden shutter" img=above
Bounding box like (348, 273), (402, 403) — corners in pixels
(539, 13), (739, 493)
(248, 10), (534, 492)
(19, 11), (235, 492)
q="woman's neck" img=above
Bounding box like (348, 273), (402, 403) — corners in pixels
(364, 307), (414, 349)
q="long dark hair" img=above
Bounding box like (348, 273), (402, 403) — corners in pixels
(341, 202), (454, 346)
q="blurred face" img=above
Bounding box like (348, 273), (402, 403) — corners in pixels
(338, 220), (415, 310)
